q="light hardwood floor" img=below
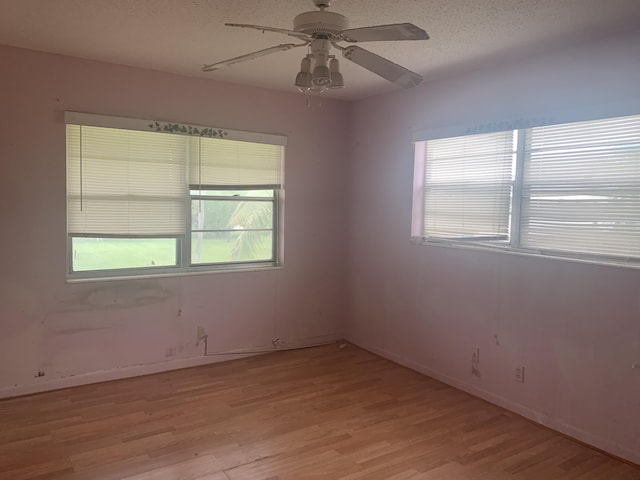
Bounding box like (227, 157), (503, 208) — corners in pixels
(1, 344), (638, 479)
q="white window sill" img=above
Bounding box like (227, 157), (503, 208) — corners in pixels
(410, 236), (640, 270)
(67, 264), (284, 284)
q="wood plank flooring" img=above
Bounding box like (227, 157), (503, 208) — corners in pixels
(0, 344), (638, 479)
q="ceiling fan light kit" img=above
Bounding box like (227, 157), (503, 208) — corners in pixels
(202, 0), (429, 94)
(295, 56), (313, 90)
(329, 58), (344, 89)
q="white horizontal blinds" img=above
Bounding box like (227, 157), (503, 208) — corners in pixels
(67, 125), (187, 236)
(424, 130), (515, 238)
(521, 114), (640, 258)
(189, 137), (283, 187)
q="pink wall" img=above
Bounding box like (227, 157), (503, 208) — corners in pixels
(346, 29), (640, 464)
(0, 46), (349, 397)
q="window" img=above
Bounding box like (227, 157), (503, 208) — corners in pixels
(190, 189), (276, 265)
(422, 130), (515, 241)
(413, 113), (640, 266)
(66, 112), (285, 279)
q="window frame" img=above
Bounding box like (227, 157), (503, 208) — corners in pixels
(67, 235), (184, 279)
(412, 113), (640, 268)
(187, 186), (279, 269)
(65, 112), (285, 281)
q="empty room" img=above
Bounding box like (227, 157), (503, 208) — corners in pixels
(1, 0), (639, 478)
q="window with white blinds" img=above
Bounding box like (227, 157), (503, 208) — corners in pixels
(65, 113), (285, 278)
(67, 126), (187, 236)
(424, 131), (514, 239)
(414, 112), (640, 267)
(522, 116), (640, 259)
(190, 137), (282, 188)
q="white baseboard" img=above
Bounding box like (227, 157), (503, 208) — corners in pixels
(0, 352), (258, 400)
(347, 337), (640, 466)
(0, 336), (342, 400)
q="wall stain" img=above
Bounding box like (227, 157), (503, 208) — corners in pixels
(55, 326), (113, 335)
(58, 281), (172, 312)
(0, 282), (46, 335)
(165, 344), (188, 358)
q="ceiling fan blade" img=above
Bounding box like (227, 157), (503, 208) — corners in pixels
(341, 46), (423, 88)
(225, 23), (311, 41)
(202, 43), (306, 72)
(341, 23), (429, 42)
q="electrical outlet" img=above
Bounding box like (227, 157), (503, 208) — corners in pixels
(515, 366), (525, 383)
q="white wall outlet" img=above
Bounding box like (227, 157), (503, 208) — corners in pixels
(515, 366), (525, 383)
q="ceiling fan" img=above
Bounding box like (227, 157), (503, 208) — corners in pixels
(202, 0), (429, 93)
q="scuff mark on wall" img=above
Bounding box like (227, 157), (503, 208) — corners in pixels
(164, 344), (190, 358)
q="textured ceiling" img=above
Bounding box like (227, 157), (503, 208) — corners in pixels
(1, 0), (640, 100)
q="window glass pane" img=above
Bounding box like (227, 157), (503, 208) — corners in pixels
(191, 200), (273, 230)
(191, 231), (273, 264)
(71, 237), (177, 272)
(189, 189), (274, 197)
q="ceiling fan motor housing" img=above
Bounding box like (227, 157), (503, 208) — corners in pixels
(312, 0), (332, 9)
(294, 11), (350, 37)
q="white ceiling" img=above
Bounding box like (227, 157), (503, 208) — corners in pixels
(1, 0), (640, 101)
